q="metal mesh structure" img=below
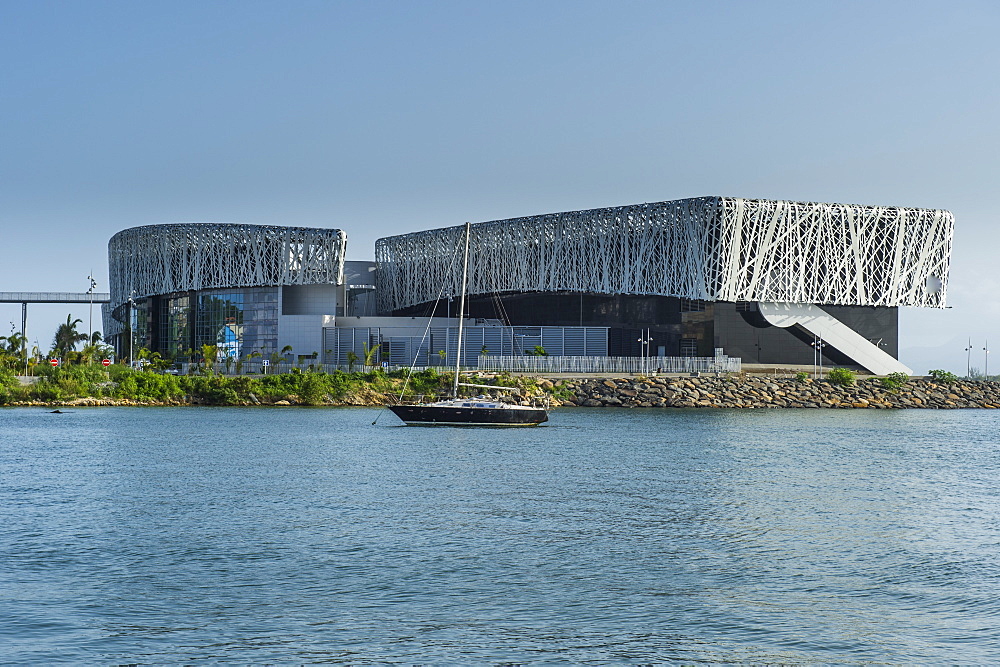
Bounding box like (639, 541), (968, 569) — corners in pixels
(107, 223), (346, 328)
(375, 197), (953, 312)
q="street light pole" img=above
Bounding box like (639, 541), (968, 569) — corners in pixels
(965, 338), (974, 378)
(811, 335), (827, 379)
(984, 340), (990, 379)
(127, 293), (135, 368)
(637, 328), (652, 374)
(87, 274), (97, 363)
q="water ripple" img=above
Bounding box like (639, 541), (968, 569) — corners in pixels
(1, 406), (999, 662)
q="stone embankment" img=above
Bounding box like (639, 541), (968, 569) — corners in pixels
(559, 376), (1000, 409)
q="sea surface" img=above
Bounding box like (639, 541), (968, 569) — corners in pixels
(1, 406), (999, 663)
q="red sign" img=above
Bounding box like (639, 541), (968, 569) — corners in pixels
(50, 358), (59, 367)
(102, 359), (112, 367)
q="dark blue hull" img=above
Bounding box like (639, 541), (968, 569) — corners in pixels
(388, 404), (548, 426)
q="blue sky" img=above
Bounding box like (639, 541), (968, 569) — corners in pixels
(2, 1), (998, 373)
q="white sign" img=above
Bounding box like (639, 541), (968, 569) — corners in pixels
(262, 359), (270, 366)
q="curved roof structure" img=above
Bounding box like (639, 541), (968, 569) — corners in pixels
(375, 197), (953, 312)
(108, 223), (346, 313)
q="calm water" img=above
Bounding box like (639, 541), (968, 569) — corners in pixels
(1, 406), (999, 663)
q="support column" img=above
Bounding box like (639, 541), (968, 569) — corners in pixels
(21, 302), (27, 374)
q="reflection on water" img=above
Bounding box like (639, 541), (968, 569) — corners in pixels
(1, 407), (998, 662)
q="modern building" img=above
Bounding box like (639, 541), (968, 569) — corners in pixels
(376, 197), (953, 374)
(105, 196), (954, 374)
(106, 223), (353, 363)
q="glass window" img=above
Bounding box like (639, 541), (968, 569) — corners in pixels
(157, 287), (278, 361)
(159, 294), (192, 358)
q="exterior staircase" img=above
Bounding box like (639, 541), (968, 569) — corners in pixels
(758, 302), (912, 376)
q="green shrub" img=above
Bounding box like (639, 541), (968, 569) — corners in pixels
(55, 377), (88, 398)
(0, 384), (28, 405)
(0, 367), (18, 390)
(226, 375), (263, 398)
(299, 373), (327, 405)
(880, 372), (910, 391)
(183, 375), (243, 404)
(115, 375), (139, 398)
(32, 382), (63, 401)
(549, 381), (575, 401)
(794, 371), (809, 382)
(133, 372), (183, 400)
(826, 367), (856, 387)
(928, 369), (959, 383)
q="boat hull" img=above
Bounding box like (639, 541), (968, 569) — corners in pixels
(388, 404), (548, 426)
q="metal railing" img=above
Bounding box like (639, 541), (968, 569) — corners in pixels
(150, 356), (740, 376)
(475, 355), (741, 374)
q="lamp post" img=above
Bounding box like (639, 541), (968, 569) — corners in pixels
(127, 292), (136, 368)
(811, 335), (827, 379)
(87, 275), (97, 363)
(637, 328), (652, 375)
(965, 338), (974, 378)
(984, 340), (990, 379)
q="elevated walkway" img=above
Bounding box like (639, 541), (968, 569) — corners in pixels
(0, 292), (110, 303)
(1, 292), (111, 352)
(759, 302), (911, 376)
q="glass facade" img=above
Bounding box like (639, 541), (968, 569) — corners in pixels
(160, 293), (192, 356)
(155, 287), (278, 360)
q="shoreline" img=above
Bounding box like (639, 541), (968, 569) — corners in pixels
(4, 375), (999, 409)
(558, 375), (1000, 409)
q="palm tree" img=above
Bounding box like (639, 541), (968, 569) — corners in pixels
(362, 342), (379, 367)
(53, 315), (87, 360)
(201, 344), (219, 372)
(2, 330), (26, 358)
(80, 331), (103, 363)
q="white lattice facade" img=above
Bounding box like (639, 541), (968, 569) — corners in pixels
(375, 197), (953, 313)
(109, 223), (346, 305)
(105, 223), (346, 345)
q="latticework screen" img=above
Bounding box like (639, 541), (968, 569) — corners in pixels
(375, 197), (952, 312)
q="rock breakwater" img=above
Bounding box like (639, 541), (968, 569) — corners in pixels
(560, 376), (1000, 409)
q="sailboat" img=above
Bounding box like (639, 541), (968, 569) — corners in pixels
(387, 222), (549, 426)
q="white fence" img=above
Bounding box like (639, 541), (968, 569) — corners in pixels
(476, 355), (741, 374)
(172, 355), (740, 376)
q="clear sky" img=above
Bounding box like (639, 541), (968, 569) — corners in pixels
(2, 0), (998, 374)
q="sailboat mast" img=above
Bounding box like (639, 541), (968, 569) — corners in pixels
(452, 222), (471, 398)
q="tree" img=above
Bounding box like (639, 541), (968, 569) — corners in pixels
(1, 328), (26, 361)
(80, 331), (105, 363)
(53, 315), (88, 360)
(280, 345), (293, 368)
(362, 342), (379, 367)
(346, 350), (359, 373)
(201, 344), (219, 372)
(0, 328), (26, 371)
